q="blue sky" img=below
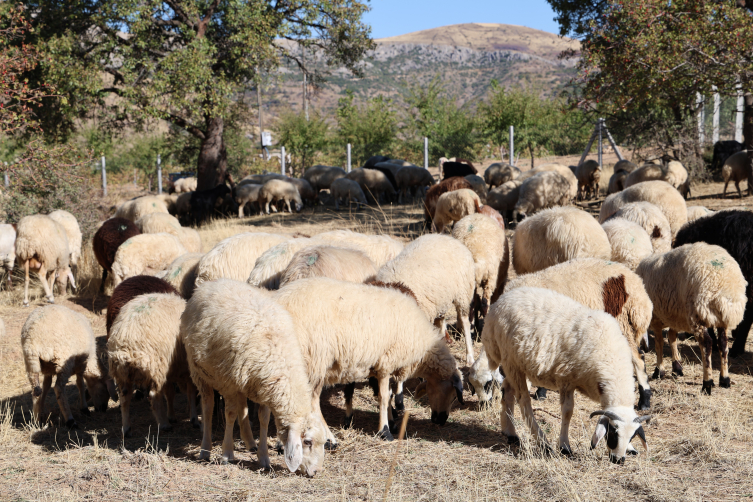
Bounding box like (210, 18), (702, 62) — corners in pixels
(363, 0), (562, 39)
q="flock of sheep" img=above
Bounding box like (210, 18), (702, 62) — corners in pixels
(5, 154), (753, 477)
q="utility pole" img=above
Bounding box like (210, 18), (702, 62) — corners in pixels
(303, 46), (309, 122)
(157, 154), (162, 194)
(737, 83), (744, 143)
(712, 87), (720, 144)
(697, 92), (705, 144)
(509, 126), (514, 166)
(257, 73), (267, 161)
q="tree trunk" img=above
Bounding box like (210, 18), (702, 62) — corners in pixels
(530, 146), (535, 169)
(744, 93), (753, 197)
(196, 115), (228, 191)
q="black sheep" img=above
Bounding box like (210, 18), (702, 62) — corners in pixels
(712, 140), (743, 174)
(189, 183), (232, 224)
(674, 210), (753, 357)
(442, 161), (477, 180)
(93, 218), (141, 294)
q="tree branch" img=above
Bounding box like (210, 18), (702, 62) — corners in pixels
(197, 0), (222, 38)
(164, 112), (206, 140)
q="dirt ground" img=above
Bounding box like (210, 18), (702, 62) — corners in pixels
(2, 178), (753, 501)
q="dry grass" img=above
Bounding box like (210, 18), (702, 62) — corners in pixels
(2, 179), (753, 501)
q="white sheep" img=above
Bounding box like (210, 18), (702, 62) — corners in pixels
(330, 178), (367, 210)
(194, 232), (291, 287)
(512, 171), (571, 221)
(721, 150), (751, 198)
(601, 218), (653, 271)
(686, 205), (715, 223)
(310, 230), (404, 269)
(575, 160), (601, 200)
(528, 163), (578, 199)
(290, 177), (316, 205)
(259, 179), (303, 214)
(108, 293), (198, 436)
(157, 252), (204, 298)
(234, 183), (262, 217)
(432, 188), (481, 233)
(464, 175), (488, 203)
(22, 305), (112, 427)
(15, 215), (73, 306)
(110, 233), (188, 287)
(135, 212), (202, 253)
(376, 233), (476, 364)
(666, 161), (690, 198)
(395, 166), (436, 203)
(512, 206), (611, 275)
(48, 210), (82, 268)
(624, 164), (671, 188)
(482, 287), (651, 462)
(302, 165), (347, 196)
(0, 223), (16, 288)
(173, 177), (197, 193)
(247, 238), (317, 290)
(182, 279), (326, 473)
(274, 277), (464, 445)
(599, 180), (688, 237)
(115, 195), (170, 222)
(345, 168), (396, 203)
(279, 246), (376, 287)
(484, 163), (521, 188)
(636, 243), (748, 394)
(608, 201), (672, 253)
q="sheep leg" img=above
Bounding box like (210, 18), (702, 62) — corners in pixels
(312, 385), (337, 449)
(186, 381), (199, 428)
(696, 325), (714, 395)
(238, 201), (245, 218)
(335, 197), (340, 211)
(220, 395), (238, 464)
(99, 269), (108, 294)
(235, 395), (256, 454)
(633, 346), (652, 411)
(730, 301), (753, 357)
(667, 329), (683, 376)
(33, 375), (52, 423)
(257, 405), (271, 470)
(718, 328), (731, 388)
(198, 379), (214, 461)
(53, 368), (76, 428)
(75, 374), (90, 415)
(118, 382), (134, 438)
(149, 388), (172, 433)
(264, 200), (270, 215)
(23, 260), (29, 306)
(651, 322), (666, 379)
(558, 389), (575, 455)
(285, 199), (292, 213)
(377, 376), (394, 441)
(343, 382), (355, 428)
(164, 383), (177, 423)
(499, 379), (518, 443)
(456, 304), (475, 365)
(518, 389), (549, 451)
(394, 380), (405, 413)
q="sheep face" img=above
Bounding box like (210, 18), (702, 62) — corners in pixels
(468, 354), (504, 404)
(423, 371), (464, 425)
(590, 407), (650, 464)
(84, 375), (111, 412)
(280, 413), (327, 477)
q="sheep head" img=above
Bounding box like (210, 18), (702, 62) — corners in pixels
(590, 407), (651, 464)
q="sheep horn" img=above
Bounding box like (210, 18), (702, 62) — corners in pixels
(633, 425), (648, 452)
(633, 414), (653, 424)
(589, 410), (622, 422)
(453, 375), (464, 405)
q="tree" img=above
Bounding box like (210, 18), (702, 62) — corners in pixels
(546, 0), (609, 39)
(23, 0), (373, 190)
(336, 91), (397, 166)
(275, 109), (329, 176)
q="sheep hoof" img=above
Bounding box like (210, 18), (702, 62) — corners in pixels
(324, 439), (338, 451)
(719, 376), (731, 388)
(651, 368), (665, 380)
(378, 425), (394, 441)
(122, 427), (132, 438)
(220, 456), (232, 465)
(22, 301), (29, 307)
(198, 450), (211, 461)
(66, 419), (77, 429)
(343, 414), (353, 429)
(394, 393), (405, 412)
(249, 445), (258, 453)
(701, 380), (714, 395)
(671, 361), (684, 376)
(637, 387), (652, 411)
(533, 388), (547, 400)
(258, 457), (271, 470)
(79, 407), (91, 416)
(559, 445), (572, 456)
(505, 435), (520, 446)
(46, 297), (55, 304)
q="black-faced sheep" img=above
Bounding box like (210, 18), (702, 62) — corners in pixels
(93, 218), (141, 294)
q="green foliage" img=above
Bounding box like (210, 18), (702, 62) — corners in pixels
(274, 110), (330, 177)
(336, 91), (398, 166)
(545, 0), (610, 39)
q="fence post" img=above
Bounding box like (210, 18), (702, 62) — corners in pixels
(597, 118), (603, 169)
(712, 88), (720, 144)
(423, 137), (428, 170)
(3, 162), (8, 188)
(736, 83), (744, 143)
(281, 146), (286, 175)
(157, 154), (162, 194)
(101, 156), (107, 197)
(509, 126), (514, 166)
(347, 144), (352, 173)
(697, 92), (705, 144)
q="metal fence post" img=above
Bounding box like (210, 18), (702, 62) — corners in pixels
(101, 156), (107, 197)
(3, 162), (8, 188)
(423, 137), (428, 169)
(281, 146), (286, 175)
(597, 118), (603, 169)
(712, 88), (720, 144)
(157, 154), (162, 194)
(737, 83), (744, 143)
(509, 126), (514, 166)
(347, 144), (352, 173)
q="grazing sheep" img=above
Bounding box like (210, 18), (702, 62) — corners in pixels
(247, 238), (317, 290)
(115, 196), (170, 222)
(106, 275), (179, 337)
(0, 223), (16, 289)
(666, 161), (690, 198)
(310, 230), (404, 269)
(513, 206), (612, 275)
(366, 164), (399, 194)
(376, 234), (476, 364)
(484, 163), (521, 188)
(22, 305), (111, 427)
(302, 165), (347, 195)
(174, 192), (192, 217)
(15, 215), (73, 306)
(482, 287), (651, 461)
(599, 180), (688, 237)
(607, 170), (629, 195)
(464, 175), (488, 203)
(576, 160), (602, 200)
(110, 233), (188, 287)
(686, 206), (714, 223)
(601, 218), (653, 271)
(48, 210), (82, 268)
(346, 168), (396, 204)
(329, 178), (367, 210)
(432, 188), (481, 233)
(173, 177), (197, 193)
(636, 243), (747, 394)
(364, 155), (391, 168)
(234, 183), (263, 217)
(274, 278), (464, 444)
(423, 177), (473, 223)
(259, 179), (303, 214)
(194, 232), (290, 287)
(181, 280), (326, 473)
(442, 161), (477, 179)
(512, 171), (571, 222)
(674, 210), (753, 357)
(712, 140), (744, 173)
(395, 166), (436, 203)
(624, 164), (670, 188)
(528, 163), (578, 199)
(135, 212), (182, 234)
(93, 218), (141, 294)
(609, 202), (672, 254)
(476, 204), (506, 229)
(614, 160), (638, 173)
(157, 193), (180, 215)
(157, 253), (203, 299)
(722, 151), (752, 198)
(108, 293), (198, 436)
(279, 246), (376, 287)
(189, 182), (233, 224)
(486, 180), (522, 220)
(290, 177), (316, 206)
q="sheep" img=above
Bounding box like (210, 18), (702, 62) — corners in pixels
(423, 177), (473, 224)
(110, 233), (188, 287)
(290, 177), (316, 206)
(0, 223), (16, 289)
(636, 243), (747, 394)
(666, 160), (690, 198)
(484, 163), (521, 188)
(366, 165), (399, 193)
(15, 215), (73, 306)
(432, 188), (481, 233)
(608, 202), (672, 254)
(135, 212), (202, 253)
(22, 305), (111, 427)
(451, 213), (509, 332)
(442, 161), (477, 179)
(234, 183), (263, 216)
(115, 196), (170, 222)
(189, 182), (233, 224)
(157, 193), (180, 215)
(247, 238), (317, 290)
(721, 150), (752, 198)
(512, 171), (571, 222)
(376, 234), (476, 364)
(601, 218), (653, 271)
(181, 280), (326, 473)
(274, 277), (464, 444)
(259, 179), (303, 214)
(172, 177), (197, 193)
(528, 163), (578, 199)
(395, 166), (436, 203)
(476, 204), (506, 229)
(309, 230), (404, 269)
(157, 253), (203, 298)
(279, 246), (377, 287)
(624, 164), (670, 188)
(364, 155), (391, 168)
(108, 293), (198, 436)
(486, 179), (522, 221)
(599, 180), (688, 237)
(482, 287), (651, 462)
(48, 210), (82, 268)
(607, 169), (629, 195)
(512, 206), (612, 275)
(345, 168), (396, 204)
(174, 192), (193, 217)
(575, 160), (601, 200)
(93, 218), (141, 294)
(327, 178), (365, 210)
(712, 140), (744, 173)
(686, 206), (714, 223)
(194, 232), (291, 287)
(106, 275), (179, 337)
(464, 175), (488, 203)
(302, 165), (347, 195)
(614, 160), (638, 173)
(674, 210), (753, 357)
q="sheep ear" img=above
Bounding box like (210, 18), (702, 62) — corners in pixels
(284, 426), (303, 473)
(590, 416), (609, 449)
(414, 381), (427, 399)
